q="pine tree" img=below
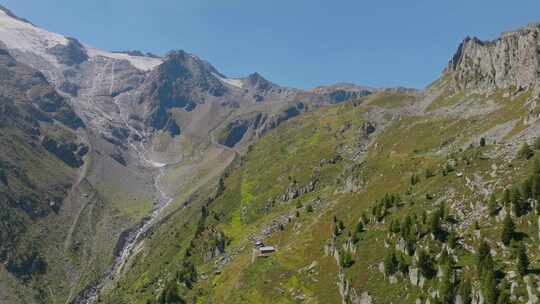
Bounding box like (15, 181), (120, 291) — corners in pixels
(532, 174), (540, 203)
(397, 254), (409, 274)
(496, 280), (511, 304)
(532, 157), (540, 175)
(447, 230), (458, 249)
(338, 220), (345, 231)
(177, 260), (197, 289)
(158, 280), (185, 304)
(458, 278), (472, 304)
(482, 269), (498, 304)
(534, 137), (540, 150)
(417, 249), (434, 279)
(501, 214), (515, 246)
(522, 178), (533, 200)
(438, 264), (455, 304)
(389, 219), (400, 233)
(333, 224), (341, 237)
(476, 241), (493, 277)
(384, 251), (398, 276)
(488, 193), (499, 216)
(429, 210), (443, 240)
(340, 251), (354, 268)
(511, 186), (525, 217)
(518, 142), (534, 160)
(496, 290), (510, 304)
(356, 222), (364, 233)
(517, 243), (529, 276)
(503, 188), (511, 206)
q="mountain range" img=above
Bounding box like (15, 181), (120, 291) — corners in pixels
(1, 5), (540, 304)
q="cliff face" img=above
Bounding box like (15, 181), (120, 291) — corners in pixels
(444, 23), (540, 92)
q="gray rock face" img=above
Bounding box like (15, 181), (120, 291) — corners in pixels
(141, 50), (228, 131)
(444, 23), (540, 92)
(47, 38), (88, 66)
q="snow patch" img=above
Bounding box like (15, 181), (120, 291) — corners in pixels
(148, 160), (167, 168)
(0, 9), (162, 71)
(0, 9), (67, 63)
(86, 48), (162, 71)
(213, 72), (244, 88)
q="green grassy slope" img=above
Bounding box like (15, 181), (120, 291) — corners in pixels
(101, 80), (540, 304)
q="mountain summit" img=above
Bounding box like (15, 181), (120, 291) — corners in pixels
(444, 23), (540, 92)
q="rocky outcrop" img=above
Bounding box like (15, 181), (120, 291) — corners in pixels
(46, 37), (88, 66)
(444, 23), (540, 92)
(311, 83), (375, 103)
(279, 179), (317, 202)
(32, 88), (84, 129)
(41, 136), (88, 168)
(218, 113), (265, 148)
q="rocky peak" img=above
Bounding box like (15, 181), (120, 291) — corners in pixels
(142, 50), (227, 132)
(245, 72), (274, 91)
(153, 50), (224, 91)
(443, 23), (540, 92)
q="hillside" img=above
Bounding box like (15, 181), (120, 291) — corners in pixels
(96, 24), (540, 304)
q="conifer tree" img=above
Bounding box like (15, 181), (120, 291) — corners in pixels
(517, 243), (529, 276)
(480, 137), (486, 147)
(384, 251), (398, 276)
(429, 210), (443, 240)
(503, 188), (511, 206)
(397, 254), (409, 275)
(534, 137), (540, 150)
(488, 193), (499, 216)
(458, 278), (472, 304)
(417, 249), (434, 279)
(532, 174), (540, 203)
(158, 280), (186, 304)
(447, 230), (458, 249)
(356, 221), (364, 233)
(511, 186), (526, 216)
(482, 269), (498, 304)
(518, 142), (534, 160)
(496, 289), (510, 304)
(340, 251), (354, 268)
(438, 264), (455, 304)
(476, 241), (493, 277)
(522, 178), (533, 200)
(496, 280), (511, 304)
(501, 214), (515, 246)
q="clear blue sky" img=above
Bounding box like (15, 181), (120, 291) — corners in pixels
(2, 0), (539, 89)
